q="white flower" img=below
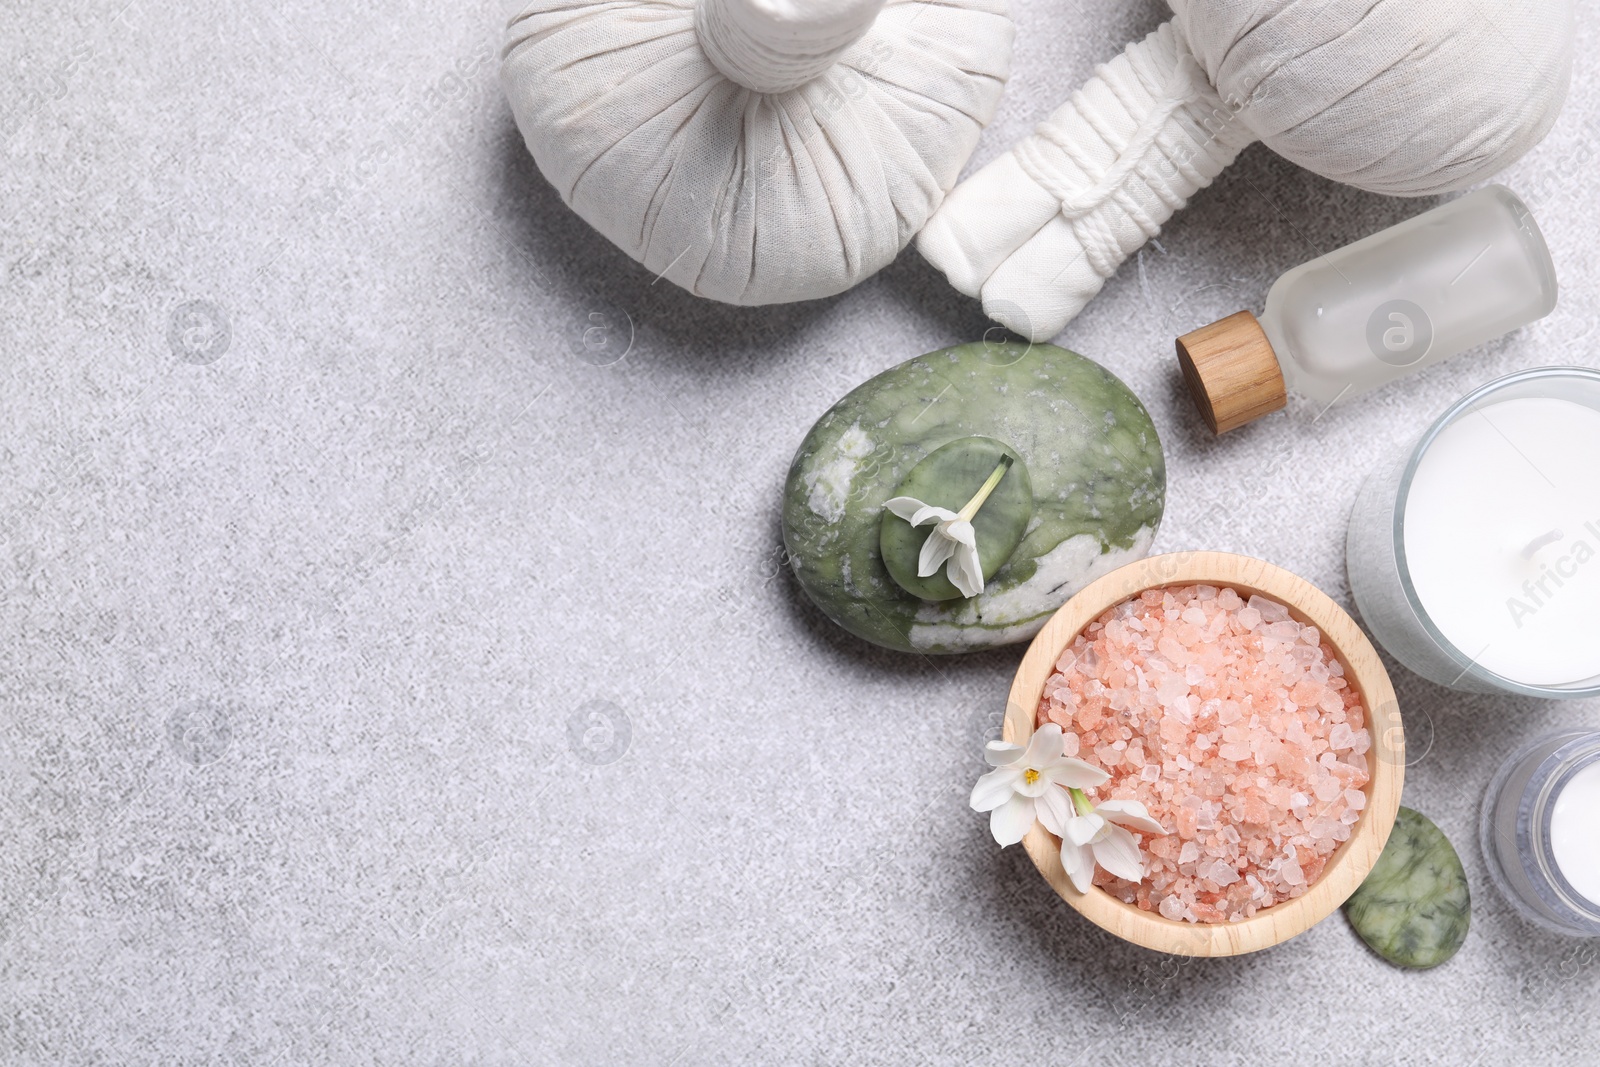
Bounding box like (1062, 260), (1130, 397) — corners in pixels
(1059, 799), (1168, 894)
(883, 497), (986, 597)
(969, 723), (1110, 846)
(883, 454), (1015, 599)
(970, 725), (1171, 893)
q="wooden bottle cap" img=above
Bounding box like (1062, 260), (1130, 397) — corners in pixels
(1175, 311), (1288, 434)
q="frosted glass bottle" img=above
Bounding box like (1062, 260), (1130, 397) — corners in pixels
(1176, 185), (1557, 434)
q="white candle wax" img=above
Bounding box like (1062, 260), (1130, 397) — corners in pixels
(1403, 396), (1600, 686)
(1551, 761), (1600, 906)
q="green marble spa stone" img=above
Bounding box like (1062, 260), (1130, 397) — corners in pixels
(782, 341), (1165, 654)
(1344, 806), (1471, 969)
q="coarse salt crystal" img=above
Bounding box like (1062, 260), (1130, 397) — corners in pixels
(1265, 620), (1302, 641)
(1249, 595), (1291, 623)
(1157, 674), (1189, 705)
(1208, 862), (1241, 887)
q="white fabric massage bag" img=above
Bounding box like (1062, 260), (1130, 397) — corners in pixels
(502, 0), (1014, 305)
(919, 0), (1575, 340)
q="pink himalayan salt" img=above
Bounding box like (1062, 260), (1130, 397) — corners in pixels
(1036, 584), (1372, 925)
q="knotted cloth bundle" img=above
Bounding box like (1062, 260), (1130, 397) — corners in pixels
(502, 0), (1014, 306)
(919, 0), (1575, 341)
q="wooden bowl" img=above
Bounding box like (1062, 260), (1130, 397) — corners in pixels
(1003, 551), (1404, 956)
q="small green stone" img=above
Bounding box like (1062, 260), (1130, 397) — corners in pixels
(879, 437), (1032, 601)
(1344, 807), (1470, 969)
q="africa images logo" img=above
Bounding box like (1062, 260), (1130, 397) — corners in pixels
(1506, 521), (1600, 629)
(1366, 299), (1433, 368)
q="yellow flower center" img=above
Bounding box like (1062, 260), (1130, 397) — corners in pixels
(1024, 768), (1041, 785)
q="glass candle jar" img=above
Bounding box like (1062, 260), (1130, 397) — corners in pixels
(1176, 185), (1557, 434)
(1482, 731), (1600, 937)
(1346, 367), (1600, 698)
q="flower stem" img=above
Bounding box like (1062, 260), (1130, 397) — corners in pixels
(1069, 787), (1094, 817)
(956, 454), (1014, 522)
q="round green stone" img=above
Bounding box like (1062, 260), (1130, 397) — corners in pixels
(879, 437), (1032, 602)
(1344, 806), (1471, 969)
(782, 341), (1165, 654)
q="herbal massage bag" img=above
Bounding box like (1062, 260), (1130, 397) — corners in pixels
(918, 0), (1575, 340)
(502, 0), (1014, 305)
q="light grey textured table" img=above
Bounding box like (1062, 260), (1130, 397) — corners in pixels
(3, 0), (1598, 1062)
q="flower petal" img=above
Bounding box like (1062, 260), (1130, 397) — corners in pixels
(882, 496), (929, 523)
(942, 518), (976, 546)
(948, 540), (984, 598)
(989, 794), (1036, 847)
(969, 766), (1021, 812)
(918, 529), (957, 578)
(1059, 838), (1096, 893)
(1097, 799), (1168, 836)
(1064, 812), (1104, 847)
(1036, 785), (1074, 837)
(983, 740), (1023, 767)
(1022, 723), (1064, 767)
(1092, 824), (1148, 883)
(1044, 758), (1111, 790)
(909, 505), (959, 527)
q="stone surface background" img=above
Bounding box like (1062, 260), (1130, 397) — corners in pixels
(2, 0), (1597, 1062)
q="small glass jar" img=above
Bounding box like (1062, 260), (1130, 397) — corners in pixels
(1481, 730), (1600, 937)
